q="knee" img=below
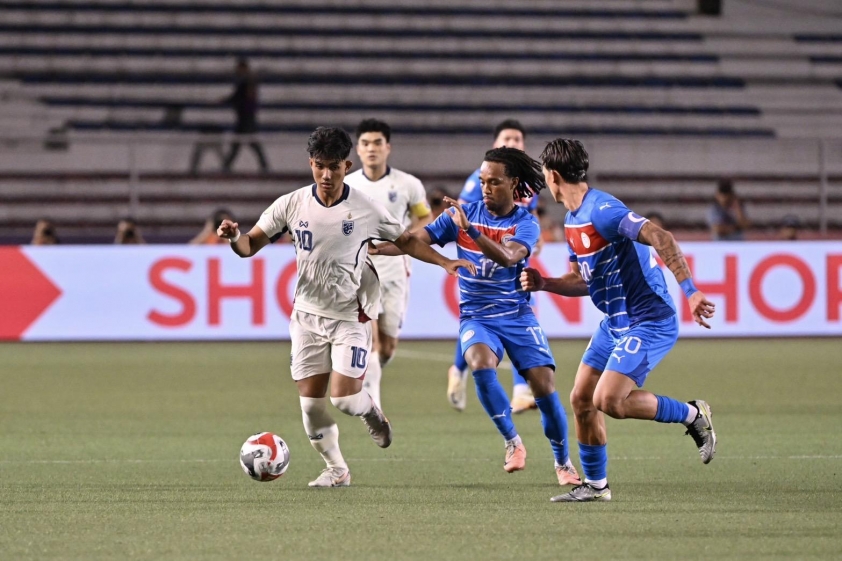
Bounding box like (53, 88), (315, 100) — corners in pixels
(525, 369), (554, 398)
(570, 387), (595, 415)
(593, 391), (626, 419)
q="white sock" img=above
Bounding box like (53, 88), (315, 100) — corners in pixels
(363, 356), (383, 409)
(299, 396), (346, 469)
(555, 459), (575, 469)
(513, 383), (531, 398)
(505, 435), (523, 447)
(683, 403), (699, 426)
(586, 477), (608, 489)
(331, 390), (374, 417)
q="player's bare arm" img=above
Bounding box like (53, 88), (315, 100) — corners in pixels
(218, 219), (271, 257)
(392, 230), (476, 276)
(520, 261), (589, 297)
(637, 221), (716, 328)
(443, 196), (527, 267)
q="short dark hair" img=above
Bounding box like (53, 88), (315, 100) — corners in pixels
(484, 147), (547, 199)
(355, 118), (391, 142)
(493, 119), (526, 141)
(717, 179), (734, 195)
(540, 139), (589, 184)
(307, 127), (353, 161)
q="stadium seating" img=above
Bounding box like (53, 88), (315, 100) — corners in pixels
(0, 0), (840, 241)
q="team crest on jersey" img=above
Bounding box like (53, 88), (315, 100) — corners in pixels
(502, 233), (513, 244)
(388, 191), (397, 202)
(580, 232), (591, 249)
(342, 220), (354, 236)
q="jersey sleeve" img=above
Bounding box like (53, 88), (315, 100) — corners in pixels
(458, 170), (482, 203)
(525, 195), (539, 212)
(408, 177), (431, 217)
(371, 199), (406, 241)
(592, 199), (649, 242)
(255, 194), (290, 238)
(424, 212), (459, 247)
(567, 241), (577, 262)
(509, 214), (540, 257)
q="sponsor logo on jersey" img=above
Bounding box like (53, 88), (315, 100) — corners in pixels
(502, 233), (513, 244)
(342, 220), (354, 236)
(299, 220), (309, 228)
(580, 232), (591, 249)
(461, 329), (475, 342)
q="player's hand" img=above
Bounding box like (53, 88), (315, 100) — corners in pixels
(217, 219), (240, 239)
(367, 241), (380, 255)
(443, 197), (470, 230)
(519, 267), (545, 292)
(689, 291), (715, 329)
(444, 258), (476, 276)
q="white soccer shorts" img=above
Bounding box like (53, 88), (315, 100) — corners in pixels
(376, 279), (409, 339)
(289, 310), (372, 380)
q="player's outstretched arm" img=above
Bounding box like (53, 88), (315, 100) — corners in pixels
(637, 221), (716, 328)
(520, 262), (589, 297)
(443, 196), (526, 267)
(393, 230), (476, 276)
(217, 219), (271, 258)
(368, 226), (431, 257)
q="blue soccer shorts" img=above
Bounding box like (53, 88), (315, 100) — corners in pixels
(459, 311), (556, 372)
(581, 315), (679, 387)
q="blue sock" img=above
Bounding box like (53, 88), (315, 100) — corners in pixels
(473, 368), (517, 441)
(454, 341), (468, 372)
(653, 395), (691, 424)
(534, 392), (569, 464)
(512, 366), (528, 388)
(578, 442), (608, 483)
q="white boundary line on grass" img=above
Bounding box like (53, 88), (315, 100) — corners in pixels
(2, 455), (841, 465)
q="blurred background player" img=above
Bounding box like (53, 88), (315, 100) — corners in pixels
(114, 217), (145, 245)
(345, 119), (432, 408)
(521, 139), (717, 503)
(427, 186), (452, 220)
(448, 119), (541, 414)
(31, 219), (59, 245)
(708, 179), (750, 241)
(373, 147), (581, 486)
(216, 126), (472, 488)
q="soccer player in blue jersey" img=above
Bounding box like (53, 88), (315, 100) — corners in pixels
(520, 139), (717, 502)
(448, 119), (541, 414)
(374, 147), (582, 485)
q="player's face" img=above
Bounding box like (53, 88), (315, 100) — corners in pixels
(356, 132), (391, 169)
(310, 158), (352, 193)
(493, 129), (525, 151)
(479, 161), (517, 214)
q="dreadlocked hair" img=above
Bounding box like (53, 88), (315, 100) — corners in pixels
(483, 147), (547, 200)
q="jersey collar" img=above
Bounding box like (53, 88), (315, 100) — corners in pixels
(362, 166), (391, 182)
(312, 183), (350, 207)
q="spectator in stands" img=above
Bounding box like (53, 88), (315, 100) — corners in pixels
(114, 217), (145, 245)
(536, 199), (564, 242)
(31, 219), (59, 245)
(648, 212), (666, 229)
(777, 214), (801, 241)
(221, 59), (269, 173)
(708, 179), (750, 241)
(427, 186), (451, 219)
(189, 208), (236, 245)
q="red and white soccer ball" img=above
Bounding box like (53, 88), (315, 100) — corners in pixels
(239, 432), (290, 482)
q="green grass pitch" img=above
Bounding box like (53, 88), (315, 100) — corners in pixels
(1, 339), (841, 560)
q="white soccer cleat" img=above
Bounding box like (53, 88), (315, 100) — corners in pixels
(447, 365), (468, 412)
(308, 467), (351, 488)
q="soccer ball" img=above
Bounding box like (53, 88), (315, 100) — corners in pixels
(239, 432), (290, 482)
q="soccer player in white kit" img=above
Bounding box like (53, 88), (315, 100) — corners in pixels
(218, 127), (474, 487)
(345, 119), (433, 408)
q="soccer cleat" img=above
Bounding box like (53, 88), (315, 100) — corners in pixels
(510, 391), (537, 414)
(361, 404), (393, 448)
(308, 467), (351, 488)
(550, 483), (612, 502)
(503, 441), (527, 473)
(555, 463), (583, 486)
(685, 399), (717, 464)
(447, 365), (468, 412)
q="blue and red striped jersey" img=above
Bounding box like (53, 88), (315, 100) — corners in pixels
(564, 188), (675, 335)
(425, 201), (539, 319)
